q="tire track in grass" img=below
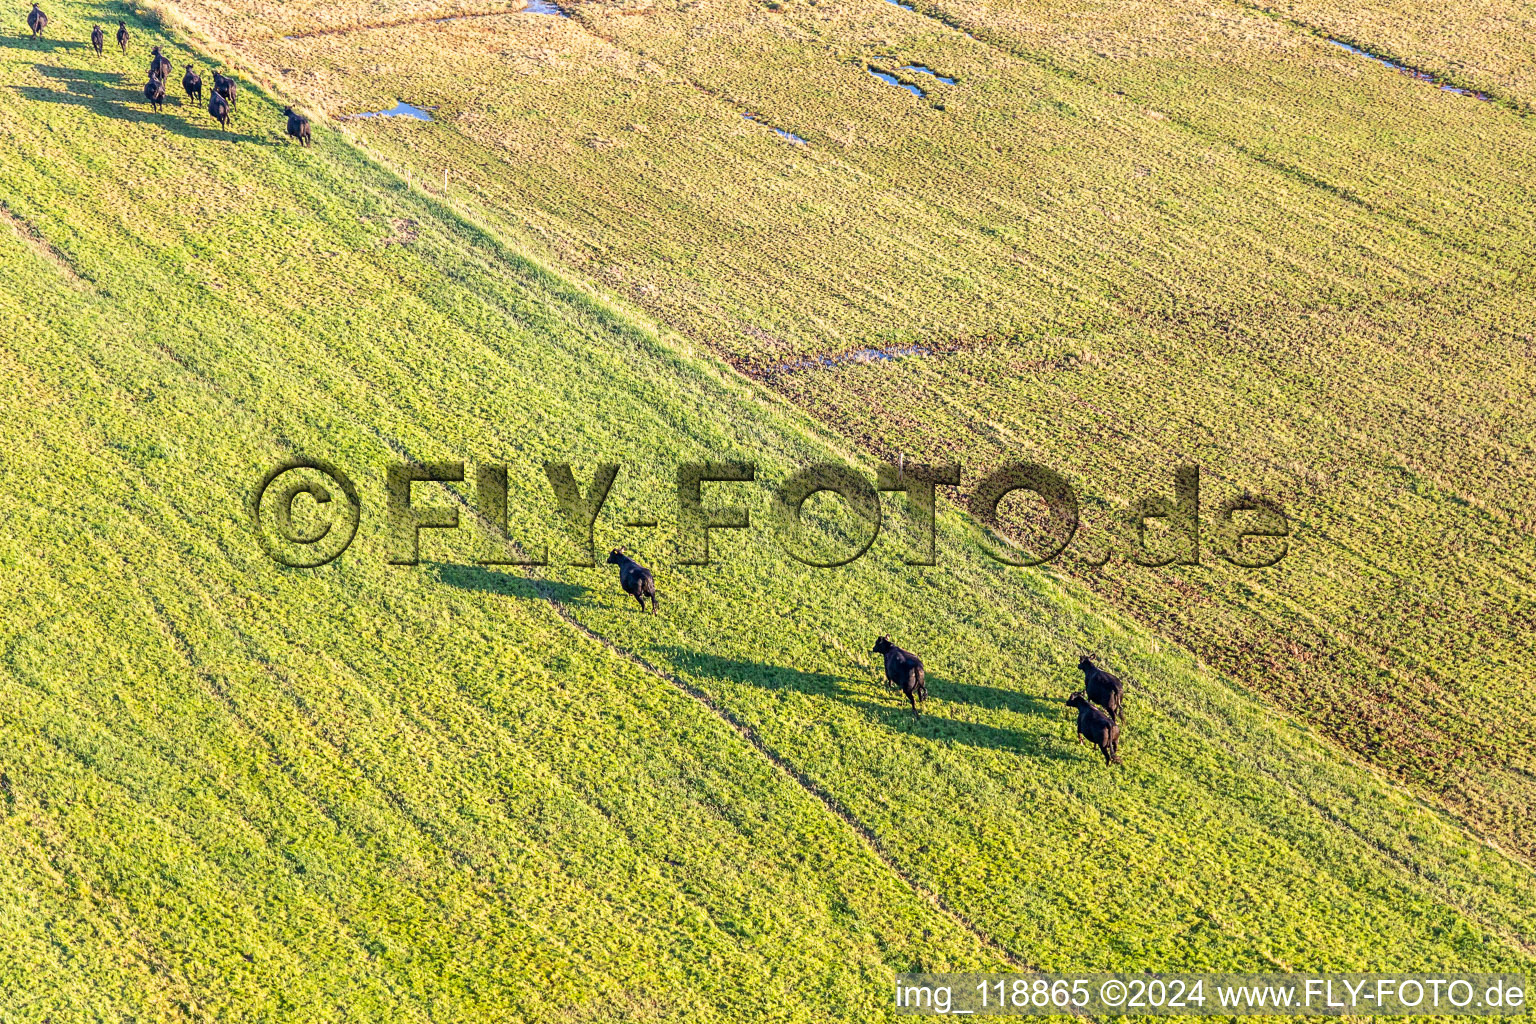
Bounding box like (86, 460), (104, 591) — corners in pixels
(0, 200), (94, 290)
(759, 365), (1536, 898)
(1129, 679), (1536, 961)
(172, 312), (1044, 973)
(113, 405), (959, 1007)
(833, 0), (1468, 252)
(39, 355), (601, 983)
(244, 6), (526, 43)
(2, 713), (199, 1022)
(4, 513), (387, 1003)
(17, 687), (408, 1018)
(530, 580), (1049, 975)
(109, 530), (451, 1015)
(108, 477), (602, 1002)
(350, 423), (1051, 979)
(1229, 0), (1523, 112)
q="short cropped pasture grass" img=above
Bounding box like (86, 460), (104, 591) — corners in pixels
(156, 0), (1536, 860)
(2, 0), (1534, 1020)
(1243, 0), (1536, 108)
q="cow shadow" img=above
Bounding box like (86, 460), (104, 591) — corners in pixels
(431, 562), (591, 606)
(665, 648), (1074, 758)
(940, 679), (1065, 717)
(35, 61), (124, 78)
(33, 63), (134, 92)
(2, 37), (87, 54)
(13, 83), (267, 142)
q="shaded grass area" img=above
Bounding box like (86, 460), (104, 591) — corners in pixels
(166, 0), (1536, 861)
(2, 1), (1535, 1019)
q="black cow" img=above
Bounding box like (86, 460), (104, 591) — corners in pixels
(605, 548), (656, 613)
(90, 24), (103, 54)
(182, 65), (201, 104)
(26, 3), (45, 39)
(149, 45), (171, 82)
(1078, 654), (1125, 722)
(1066, 691), (1121, 767)
(212, 70), (236, 110)
(115, 20), (128, 54)
(872, 635), (927, 720)
(283, 105), (311, 147)
(208, 89), (230, 130)
(144, 72), (165, 112)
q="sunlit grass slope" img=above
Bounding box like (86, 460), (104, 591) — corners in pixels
(154, 0), (1536, 860)
(2, 5), (1534, 1020)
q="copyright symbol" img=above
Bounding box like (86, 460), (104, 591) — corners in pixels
(251, 458), (361, 568)
(1100, 980), (1127, 1007)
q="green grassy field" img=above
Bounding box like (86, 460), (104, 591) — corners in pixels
(148, 0), (1536, 862)
(2, 0), (1533, 1019)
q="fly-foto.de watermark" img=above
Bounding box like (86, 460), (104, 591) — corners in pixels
(893, 974), (1527, 1016)
(250, 458), (1290, 570)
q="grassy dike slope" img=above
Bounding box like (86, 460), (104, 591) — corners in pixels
(202, 0), (1536, 860)
(2, 7), (1534, 1021)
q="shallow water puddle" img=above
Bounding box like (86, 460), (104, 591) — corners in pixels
(757, 344), (936, 376)
(868, 67), (923, 97)
(349, 100), (436, 119)
(742, 112), (807, 144)
(430, 0), (566, 19)
(1327, 39), (1490, 100)
(900, 64), (956, 84)
(880, 0), (916, 11)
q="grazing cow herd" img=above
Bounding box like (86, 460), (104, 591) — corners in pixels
(606, 550), (1133, 768)
(25, 2), (1126, 770)
(22, 7), (312, 144)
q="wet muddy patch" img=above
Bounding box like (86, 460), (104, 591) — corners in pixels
(1327, 39), (1491, 100)
(874, 0), (978, 40)
(868, 66), (923, 97)
(742, 112), (807, 144)
(743, 343), (939, 378)
(275, 4), (563, 40)
(381, 217), (420, 245)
